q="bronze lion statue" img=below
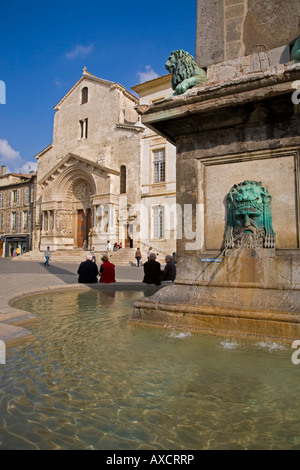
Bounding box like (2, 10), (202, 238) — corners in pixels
(165, 49), (207, 95)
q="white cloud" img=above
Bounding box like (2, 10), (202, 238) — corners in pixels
(65, 44), (94, 60)
(0, 140), (37, 175)
(20, 161), (37, 174)
(0, 139), (21, 161)
(137, 65), (159, 83)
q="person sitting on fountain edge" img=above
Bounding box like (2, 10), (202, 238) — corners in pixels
(99, 254), (116, 283)
(160, 255), (176, 283)
(77, 252), (99, 284)
(143, 252), (161, 285)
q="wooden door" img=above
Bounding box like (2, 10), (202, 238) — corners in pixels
(77, 210), (85, 248)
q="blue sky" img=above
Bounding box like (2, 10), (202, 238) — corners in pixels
(0, 0), (197, 174)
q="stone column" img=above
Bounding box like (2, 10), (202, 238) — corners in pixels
(196, 0), (224, 67)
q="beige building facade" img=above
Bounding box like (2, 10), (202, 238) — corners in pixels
(0, 165), (37, 257)
(132, 75), (176, 257)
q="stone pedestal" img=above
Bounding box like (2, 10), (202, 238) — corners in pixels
(133, 58), (300, 341)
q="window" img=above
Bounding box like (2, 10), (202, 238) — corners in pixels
(16, 212), (22, 232)
(30, 184), (34, 203)
(24, 187), (29, 205)
(16, 189), (20, 206)
(23, 211), (28, 230)
(11, 212), (16, 230)
(8, 190), (20, 206)
(0, 192), (4, 208)
(152, 205), (164, 239)
(120, 165), (126, 194)
(153, 149), (165, 183)
(81, 87), (88, 104)
(0, 213), (3, 230)
(80, 118), (88, 139)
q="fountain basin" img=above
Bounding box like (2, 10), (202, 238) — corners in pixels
(131, 283), (300, 341)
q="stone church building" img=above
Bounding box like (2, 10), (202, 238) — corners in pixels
(34, 68), (177, 256)
(35, 68), (144, 252)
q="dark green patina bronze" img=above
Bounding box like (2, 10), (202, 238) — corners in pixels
(165, 49), (207, 95)
(224, 180), (276, 249)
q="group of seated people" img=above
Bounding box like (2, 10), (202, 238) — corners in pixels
(142, 253), (176, 285)
(77, 253), (116, 284)
(77, 251), (176, 285)
(113, 242), (122, 251)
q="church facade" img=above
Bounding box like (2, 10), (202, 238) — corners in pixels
(35, 68), (144, 252)
(33, 68), (177, 257)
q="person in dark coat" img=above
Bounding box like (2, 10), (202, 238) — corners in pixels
(77, 252), (99, 283)
(143, 252), (161, 285)
(161, 255), (177, 282)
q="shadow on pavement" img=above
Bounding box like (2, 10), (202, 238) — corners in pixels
(0, 258), (147, 286)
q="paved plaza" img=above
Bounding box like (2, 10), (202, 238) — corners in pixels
(0, 258), (148, 347)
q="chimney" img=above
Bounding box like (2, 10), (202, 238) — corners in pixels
(1, 165), (6, 176)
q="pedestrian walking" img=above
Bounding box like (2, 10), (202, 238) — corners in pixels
(44, 246), (51, 266)
(135, 247), (142, 267)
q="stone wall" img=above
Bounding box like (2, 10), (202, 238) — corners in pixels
(196, 0), (300, 67)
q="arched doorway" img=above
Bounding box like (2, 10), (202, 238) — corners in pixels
(70, 180), (93, 249)
(77, 208), (92, 248)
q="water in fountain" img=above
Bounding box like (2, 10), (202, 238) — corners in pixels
(1, 288), (300, 450)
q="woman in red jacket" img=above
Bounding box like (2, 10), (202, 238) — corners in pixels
(99, 254), (116, 283)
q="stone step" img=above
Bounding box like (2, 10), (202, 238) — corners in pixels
(11, 248), (158, 266)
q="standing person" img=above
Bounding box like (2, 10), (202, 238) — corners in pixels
(91, 246), (96, 263)
(16, 246), (21, 256)
(160, 255), (176, 282)
(107, 240), (111, 254)
(77, 252), (99, 283)
(147, 246), (153, 261)
(143, 252), (161, 285)
(135, 247), (142, 267)
(44, 246), (51, 267)
(99, 254), (116, 283)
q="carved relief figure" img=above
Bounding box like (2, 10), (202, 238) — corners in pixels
(224, 180), (276, 249)
(74, 182), (91, 201)
(165, 49), (207, 95)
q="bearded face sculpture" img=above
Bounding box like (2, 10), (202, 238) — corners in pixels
(224, 181), (276, 249)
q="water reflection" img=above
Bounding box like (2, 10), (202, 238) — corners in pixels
(0, 289), (299, 450)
